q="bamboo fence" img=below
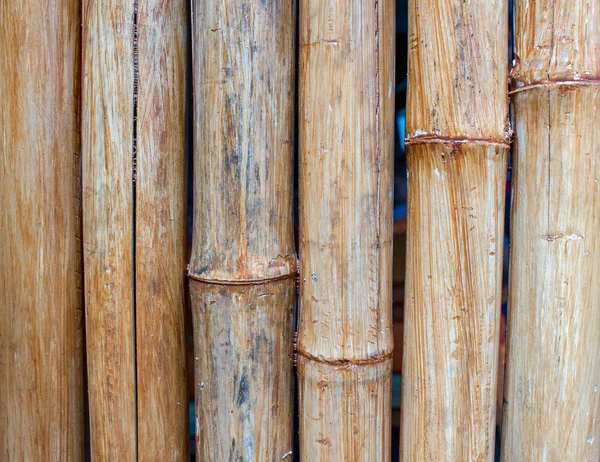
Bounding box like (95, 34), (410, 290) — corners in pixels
(188, 0), (297, 459)
(502, 0), (600, 459)
(401, 0), (510, 460)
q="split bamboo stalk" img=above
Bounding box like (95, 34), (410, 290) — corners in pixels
(297, 1), (395, 459)
(82, 0), (188, 459)
(400, 0), (509, 460)
(501, 1), (600, 459)
(136, 1), (188, 460)
(189, 1), (296, 460)
(0, 2), (85, 460)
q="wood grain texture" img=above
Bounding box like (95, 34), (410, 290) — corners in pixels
(297, 0), (395, 459)
(82, 0), (136, 459)
(0, 1), (85, 459)
(502, 2), (600, 458)
(401, 0), (509, 460)
(190, 279), (295, 461)
(136, 0), (188, 460)
(190, 0), (297, 459)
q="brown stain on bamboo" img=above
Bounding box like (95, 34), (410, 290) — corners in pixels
(401, 0), (509, 460)
(189, 0), (296, 459)
(83, 0), (188, 459)
(0, 1), (85, 459)
(297, 0), (395, 460)
(502, 1), (600, 459)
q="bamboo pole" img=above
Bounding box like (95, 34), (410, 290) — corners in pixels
(136, 1), (188, 460)
(297, 1), (395, 459)
(189, 1), (296, 459)
(501, 1), (600, 459)
(0, 2), (85, 460)
(400, 0), (509, 460)
(82, 0), (188, 459)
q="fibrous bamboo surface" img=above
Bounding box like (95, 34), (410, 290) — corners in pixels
(83, 0), (188, 459)
(501, 1), (600, 459)
(401, 0), (509, 460)
(189, 0), (296, 459)
(0, 2), (85, 459)
(297, 0), (395, 460)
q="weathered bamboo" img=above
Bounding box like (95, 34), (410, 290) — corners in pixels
(501, 1), (600, 459)
(136, 1), (188, 459)
(297, 1), (395, 459)
(400, 0), (509, 460)
(83, 0), (188, 459)
(189, 1), (296, 459)
(0, 2), (85, 460)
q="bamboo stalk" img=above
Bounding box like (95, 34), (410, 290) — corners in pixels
(82, 0), (188, 459)
(501, 1), (600, 459)
(297, 1), (395, 459)
(400, 0), (509, 460)
(189, 1), (296, 459)
(135, 1), (188, 460)
(0, 2), (85, 459)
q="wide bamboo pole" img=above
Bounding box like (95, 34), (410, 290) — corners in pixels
(297, 1), (395, 460)
(501, 1), (600, 459)
(400, 0), (509, 460)
(136, 1), (188, 460)
(189, 1), (296, 459)
(0, 2), (85, 460)
(82, 0), (188, 459)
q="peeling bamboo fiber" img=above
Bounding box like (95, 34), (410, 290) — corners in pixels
(401, 0), (509, 460)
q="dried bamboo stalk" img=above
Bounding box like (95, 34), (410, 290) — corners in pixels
(297, 0), (395, 459)
(401, 0), (509, 460)
(0, 2), (85, 459)
(83, 0), (188, 459)
(501, 1), (600, 459)
(189, 1), (296, 459)
(136, 1), (188, 460)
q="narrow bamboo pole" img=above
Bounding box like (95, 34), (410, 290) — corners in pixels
(136, 1), (188, 460)
(83, 0), (188, 459)
(189, 1), (296, 459)
(82, 0), (136, 457)
(0, 2), (85, 460)
(400, 0), (509, 460)
(501, 1), (600, 459)
(297, 1), (395, 459)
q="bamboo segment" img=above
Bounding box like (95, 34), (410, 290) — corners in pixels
(0, 2), (85, 460)
(82, 0), (136, 458)
(401, 0), (509, 460)
(189, 0), (296, 459)
(83, 0), (188, 459)
(501, 1), (600, 459)
(136, 1), (188, 460)
(297, 0), (395, 460)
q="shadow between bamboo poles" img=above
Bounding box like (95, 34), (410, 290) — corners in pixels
(0, 1), (85, 459)
(83, 0), (188, 459)
(297, 0), (396, 460)
(189, 0), (297, 459)
(501, 2), (600, 458)
(400, 0), (510, 460)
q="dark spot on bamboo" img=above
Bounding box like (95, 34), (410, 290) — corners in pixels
(237, 374), (250, 406)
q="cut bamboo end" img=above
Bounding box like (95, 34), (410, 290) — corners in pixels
(501, 85), (600, 460)
(190, 278), (295, 461)
(297, 356), (393, 461)
(401, 142), (508, 461)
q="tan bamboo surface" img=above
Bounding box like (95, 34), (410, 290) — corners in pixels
(135, 1), (188, 460)
(501, 1), (600, 459)
(297, 0), (395, 459)
(83, 0), (188, 459)
(400, 0), (510, 460)
(0, 2), (85, 460)
(189, 0), (296, 459)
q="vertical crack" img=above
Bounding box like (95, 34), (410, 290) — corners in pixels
(131, 0), (139, 458)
